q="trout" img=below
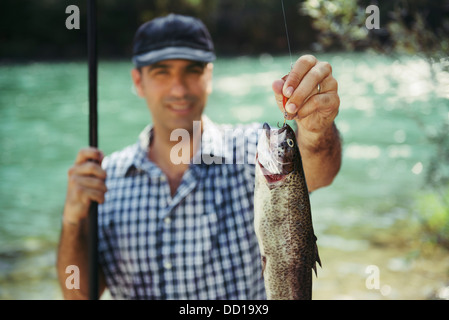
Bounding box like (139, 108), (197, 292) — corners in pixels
(254, 122), (321, 300)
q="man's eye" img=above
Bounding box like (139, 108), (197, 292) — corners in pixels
(187, 67), (204, 74)
(155, 70), (169, 75)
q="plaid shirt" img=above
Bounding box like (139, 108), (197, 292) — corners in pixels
(98, 116), (266, 299)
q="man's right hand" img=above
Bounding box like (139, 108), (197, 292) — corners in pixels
(63, 147), (107, 225)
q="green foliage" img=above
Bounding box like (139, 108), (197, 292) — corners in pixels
(302, 0), (449, 250)
(0, 0), (313, 60)
(301, 0), (449, 56)
(425, 121), (449, 191)
(385, 6), (449, 60)
(301, 0), (369, 50)
(416, 188), (449, 250)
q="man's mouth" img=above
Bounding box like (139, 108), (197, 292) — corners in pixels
(167, 101), (193, 113)
(165, 97), (197, 113)
(170, 103), (190, 110)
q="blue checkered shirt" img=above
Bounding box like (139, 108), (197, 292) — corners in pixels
(98, 117), (266, 299)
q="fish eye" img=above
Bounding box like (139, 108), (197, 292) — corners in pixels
(287, 138), (294, 147)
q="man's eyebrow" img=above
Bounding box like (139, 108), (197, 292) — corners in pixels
(148, 62), (170, 71)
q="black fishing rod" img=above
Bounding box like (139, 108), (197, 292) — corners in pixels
(87, 0), (99, 300)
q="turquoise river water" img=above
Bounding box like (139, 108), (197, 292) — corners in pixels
(0, 52), (448, 299)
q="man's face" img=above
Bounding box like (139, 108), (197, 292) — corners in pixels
(132, 59), (213, 134)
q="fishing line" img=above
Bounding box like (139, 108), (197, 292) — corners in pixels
(281, 0), (293, 70)
(280, 0), (292, 127)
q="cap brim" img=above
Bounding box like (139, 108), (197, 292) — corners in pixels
(132, 46), (216, 67)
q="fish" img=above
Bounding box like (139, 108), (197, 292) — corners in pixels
(254, 122), (321, 300)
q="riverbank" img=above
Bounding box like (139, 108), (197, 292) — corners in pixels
(1, 218), (447, 300)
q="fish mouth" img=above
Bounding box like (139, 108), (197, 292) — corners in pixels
(256, 153), (290, 184)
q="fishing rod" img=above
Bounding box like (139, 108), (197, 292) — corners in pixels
(87, 0), (99, 300)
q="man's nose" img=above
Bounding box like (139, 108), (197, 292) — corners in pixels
(169, 75), (188, 97)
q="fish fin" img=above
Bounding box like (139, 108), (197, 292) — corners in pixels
(312, 237), (322, 277)
(261, 255), (266, 279)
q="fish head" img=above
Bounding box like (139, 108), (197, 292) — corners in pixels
(256, 122), (300, 185)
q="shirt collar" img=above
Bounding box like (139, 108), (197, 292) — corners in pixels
(120, 115), (231, 177)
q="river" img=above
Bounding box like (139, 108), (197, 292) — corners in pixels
(0, 52), (448, 299)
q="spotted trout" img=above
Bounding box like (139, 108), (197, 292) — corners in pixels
(254, 122), (321, 300)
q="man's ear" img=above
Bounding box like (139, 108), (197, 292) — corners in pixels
(206, 63), (213, 95)
(131, 68), (145, 97)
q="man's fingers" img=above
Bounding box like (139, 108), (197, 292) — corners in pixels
(282, 55), (318, 98)
(64, 148), (107, 224)
(68, 174), (107, 205)
(68, 161), (107, 180)
(80, 187), (106, 204)
(319, 73), (338, 93)
(286, 62), (332, 113)
(72, 184), (106, 205)
(296, 92), (340, 120)
(272, 79), (286, 112)
(67, 150), (108, 205)
(71, 175), (108, 192)
(75, 147), (104, 165)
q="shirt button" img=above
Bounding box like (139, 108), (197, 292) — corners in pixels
(164, 261), (172, 270)
(160, 175), (166, 182)
(164, 217), (171, 224)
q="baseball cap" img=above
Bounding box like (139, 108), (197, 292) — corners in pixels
(132, 14), (216, 68)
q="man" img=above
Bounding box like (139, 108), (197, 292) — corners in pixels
(57, 14), (341, 299)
